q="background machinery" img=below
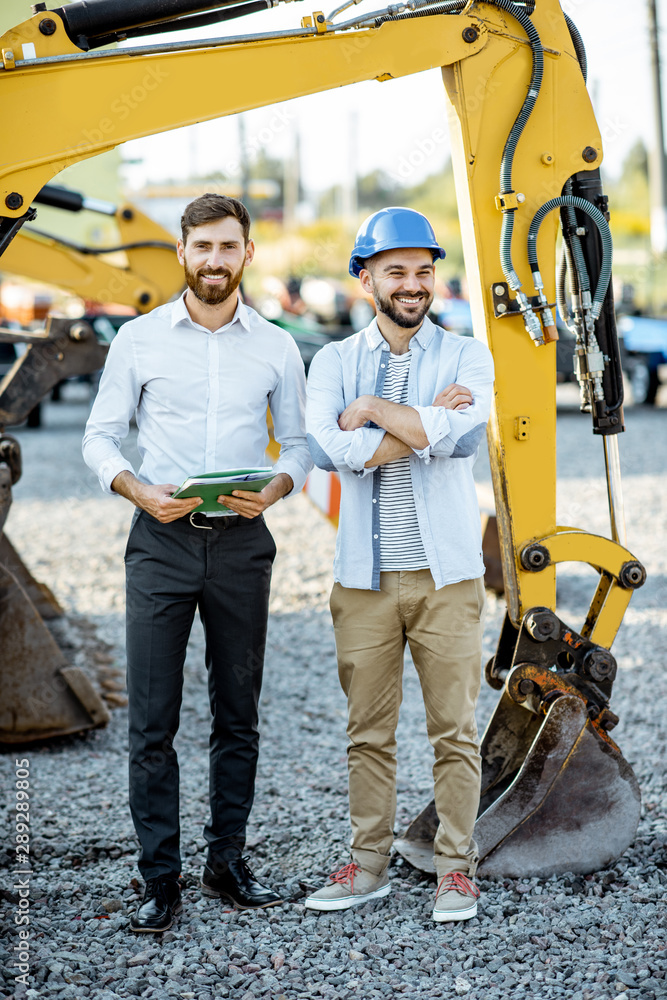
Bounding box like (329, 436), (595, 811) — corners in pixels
(0, 182), (184, 741)
(0, 0), (647, 876)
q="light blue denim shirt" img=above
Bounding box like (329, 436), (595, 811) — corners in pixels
(306, 315), (494, 590)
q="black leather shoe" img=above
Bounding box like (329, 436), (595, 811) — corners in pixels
(201, 855), (282, 909)
(130, 875), (182, 933)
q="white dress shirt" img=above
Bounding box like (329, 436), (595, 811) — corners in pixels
(83, 294), (312, 509)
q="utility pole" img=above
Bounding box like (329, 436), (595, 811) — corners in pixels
(648, 0), (667, 255)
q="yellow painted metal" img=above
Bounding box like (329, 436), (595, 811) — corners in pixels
(538, 528), (635, 577)
(441, 0), (612, 625)
(0, 12), (486, 214)
(0, 0), (643, 651)
(527, 527), (636, 648)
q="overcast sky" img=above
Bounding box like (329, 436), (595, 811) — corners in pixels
(119, 0), (667, 193)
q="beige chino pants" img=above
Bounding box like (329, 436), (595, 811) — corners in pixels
(330, 570), (485, 878)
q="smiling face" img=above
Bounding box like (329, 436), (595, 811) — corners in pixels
(360, 247), (435, 330)
(177, 216), (254, 306)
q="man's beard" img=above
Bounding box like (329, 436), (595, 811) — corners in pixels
(372, 283), (433, 329)
(184, 258), (244, 306)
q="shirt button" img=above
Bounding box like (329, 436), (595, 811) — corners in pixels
(380, 364), (386, 368)
(373, 534), (379, 539)
(372, 498), (377, 503)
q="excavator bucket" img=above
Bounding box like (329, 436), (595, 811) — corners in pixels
(394, 692), (640, 877)
(394, 605), (642, 878)
(0, 554), (110, 744)
(0, 324), (112, 745)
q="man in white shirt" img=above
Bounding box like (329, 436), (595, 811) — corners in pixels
(83, 194), (311, 932)
(304, 208), (494, 922)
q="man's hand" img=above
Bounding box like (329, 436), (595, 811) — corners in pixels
(111, 471), (201, 523)
(221, 472), (294, 519)
(338, 395), (376, 431)
(433, 383), (473, 410)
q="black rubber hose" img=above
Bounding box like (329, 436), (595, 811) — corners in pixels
(527, 196), (613, 315)
(25, 228), (176, 255)
(561, 177), (590, 293)
(564, 12), (587, 82)
(486, 1), (544, 290)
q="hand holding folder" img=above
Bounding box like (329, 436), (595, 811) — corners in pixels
(172, 468), (276, 514)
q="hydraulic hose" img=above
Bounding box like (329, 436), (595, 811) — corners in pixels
(527, 196), (613, 320)
(556, 240), (576, 326)
(564, 12), (587, 82)
(491, 0), (544, 292)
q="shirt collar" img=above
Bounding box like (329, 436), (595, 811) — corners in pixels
(170, 291), (251, 334)
(363, 313), (436, 351)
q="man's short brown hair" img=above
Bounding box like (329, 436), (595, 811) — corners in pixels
(180, 193), (251, 245)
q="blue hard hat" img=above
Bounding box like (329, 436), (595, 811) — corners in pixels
(349, 207), (446, 277)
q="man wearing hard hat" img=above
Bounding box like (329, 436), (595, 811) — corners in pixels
(305, 207), (494, 922)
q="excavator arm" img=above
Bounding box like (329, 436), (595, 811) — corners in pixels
(2, 184), (184, 312)
(0, 0), (646, 874)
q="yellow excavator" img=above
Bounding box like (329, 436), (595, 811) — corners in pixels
(0, 0), (647, 878)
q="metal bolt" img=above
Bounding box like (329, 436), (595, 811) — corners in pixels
(517, 192), (526, 203)
(139, 292), (151, 306)
(39, 17), (57, 35)
(584, 648), (617, 683)
(524, 608), (559, 642)
(68, 323), (91, 342)
(582, 146), (598, 163)
(122, 208), (134, 221)
(517, 678), (535, 696)
(619, 560), (646, 589)
(541, 152), (554, 165)
(520, 544), (551, 572)
(5, 192), (23, 210)
(494, 285), (505, 296)
(316, 13), (325, 22)
(462, 26), (479, 42)
(496, 303), (507, 314)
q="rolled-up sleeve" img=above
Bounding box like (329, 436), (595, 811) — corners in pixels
(269, 336), (313, 496)
(412, 339), (494, 461)
(82, 329), (140, 494)
(306, 343), (385, 477)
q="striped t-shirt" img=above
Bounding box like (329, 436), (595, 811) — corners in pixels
(378, 351), (429, 572)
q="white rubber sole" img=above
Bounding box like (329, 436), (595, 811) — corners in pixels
(432, 902), (477, 922)
(304, 883), (391, 911)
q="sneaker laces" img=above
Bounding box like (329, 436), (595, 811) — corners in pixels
(328, 862), (361, 890)
(436, 872), (480, 900)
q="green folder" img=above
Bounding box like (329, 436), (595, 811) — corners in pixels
(172, 468), (275, 514)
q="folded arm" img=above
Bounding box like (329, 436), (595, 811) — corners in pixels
(306, 344), (386, 476)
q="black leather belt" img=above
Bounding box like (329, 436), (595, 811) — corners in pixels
(187, 512), (247, 530)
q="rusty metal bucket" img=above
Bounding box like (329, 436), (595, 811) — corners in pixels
(1, 424), (109, 745)
(0, 555), (110, 744)
(394, 690), (641, 877)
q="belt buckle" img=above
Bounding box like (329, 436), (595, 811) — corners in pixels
(189, 512), (213, 530)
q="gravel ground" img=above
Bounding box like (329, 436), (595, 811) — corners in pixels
(1, 383), (666, 1000)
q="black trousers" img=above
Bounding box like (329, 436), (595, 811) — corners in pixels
(124, 510), (276, 879)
